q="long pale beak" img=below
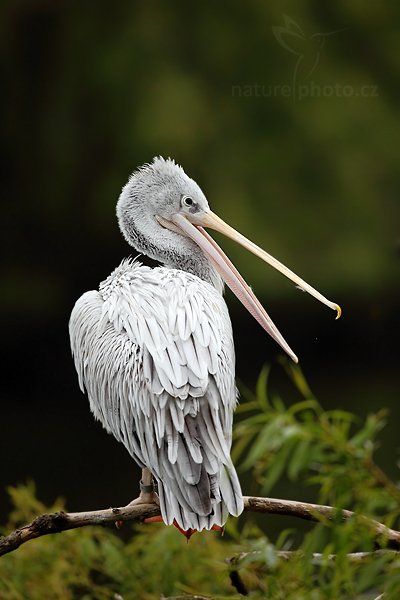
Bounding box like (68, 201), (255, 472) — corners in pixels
(166, 211), (341, 363)
(198, 211), (341, 318)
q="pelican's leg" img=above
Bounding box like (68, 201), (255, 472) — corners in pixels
(127, 467), (159, 506)
(118, 469), (210, 541)
(115, 468), (159, 529)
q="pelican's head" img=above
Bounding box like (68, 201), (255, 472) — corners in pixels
(117, 156), (341, 363)
(117, 156), (211, 226)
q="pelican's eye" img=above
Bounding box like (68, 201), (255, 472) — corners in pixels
(182, 196), (194, 207)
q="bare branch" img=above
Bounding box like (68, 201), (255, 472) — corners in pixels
(0, 503), (160, 557)
(243, 496), (400, 546)
(229, 549), (400, 565)
(161, 596), (212, 600)
(1, 494), (400, 558)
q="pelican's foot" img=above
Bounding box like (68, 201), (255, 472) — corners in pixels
(143, 517), (224, 542)
(143, 516), (196, 541)
(115, 480), (159, 529)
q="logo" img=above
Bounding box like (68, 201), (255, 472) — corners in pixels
(272, 15), (344, 96)
(231, 16), (378, 100)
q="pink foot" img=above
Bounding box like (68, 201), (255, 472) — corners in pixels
(115, 480), (159, 529)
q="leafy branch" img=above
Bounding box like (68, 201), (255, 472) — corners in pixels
(2, 365), (400, 598)
(234, 362), (400, 513)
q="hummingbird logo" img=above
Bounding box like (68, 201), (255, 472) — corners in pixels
(272, 15), (344, 96)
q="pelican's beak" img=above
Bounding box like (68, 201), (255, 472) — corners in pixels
(166, 211), (341, 363)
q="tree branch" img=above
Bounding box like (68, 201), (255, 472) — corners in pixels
(1, 495), (400, 558)
(229, 549), (400, 565)
(0, 503), (160, 557)
(244, 496), (400, 546)
(226, 548), (398, 596)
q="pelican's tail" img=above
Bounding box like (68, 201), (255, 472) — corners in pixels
(156, 460), (244, 533)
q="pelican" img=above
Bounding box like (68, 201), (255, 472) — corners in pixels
(69, 157), (340, 536)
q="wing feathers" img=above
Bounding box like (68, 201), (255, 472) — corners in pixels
(70, 259), (243, 532)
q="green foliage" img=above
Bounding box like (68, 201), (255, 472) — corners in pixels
(2, 366), (400, 599)
(0, 483), (238, 600)
(232, 364), (400, 598)
(234, 363), (400, 520)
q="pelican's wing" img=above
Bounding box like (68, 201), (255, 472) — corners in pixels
(69, 258), (243, 530)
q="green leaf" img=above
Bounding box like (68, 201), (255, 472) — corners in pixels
(261, 436), (299, 493)
(287, 438), (313, 480)
(255, 364), (270, 410)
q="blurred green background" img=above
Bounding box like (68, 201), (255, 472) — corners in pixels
(1, 1), (399, 521)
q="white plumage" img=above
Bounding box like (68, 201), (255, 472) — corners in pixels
(69, 157), (340, 534)
(70, 257), (243, 531)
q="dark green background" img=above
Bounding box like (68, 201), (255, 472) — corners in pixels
(1, 1), (399, 521)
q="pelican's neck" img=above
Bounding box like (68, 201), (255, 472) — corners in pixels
(164, 250), (224, 294)
(120, 215), (224, 294)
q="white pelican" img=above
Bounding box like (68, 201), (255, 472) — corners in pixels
(69, 157), (340, 536)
